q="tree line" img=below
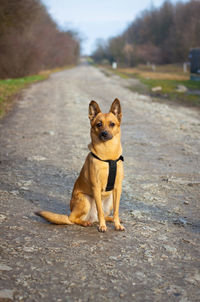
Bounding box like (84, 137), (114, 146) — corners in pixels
(0, 0), (80, 79)
(92, 0), (200, 66)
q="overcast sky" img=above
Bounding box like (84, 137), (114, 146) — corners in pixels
(42, 0), (187, 55)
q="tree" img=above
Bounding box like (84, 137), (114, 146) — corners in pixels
(0, 0), (80, 78)
(92, 0), (200, 66)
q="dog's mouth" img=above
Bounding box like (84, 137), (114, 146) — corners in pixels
(99, 131), (113, 141)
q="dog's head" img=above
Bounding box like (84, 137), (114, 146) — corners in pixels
(89, 98), (122, 142)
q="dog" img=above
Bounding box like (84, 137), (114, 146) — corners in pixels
(36, 98), (124, 232)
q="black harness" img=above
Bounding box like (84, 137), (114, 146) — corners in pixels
(91, 152), (124, 191)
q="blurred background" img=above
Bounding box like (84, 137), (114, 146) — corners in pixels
(0, 0), (200, 78)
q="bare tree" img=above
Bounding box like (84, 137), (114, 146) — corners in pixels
(0, 0), (80, 78)
(92, 0), (200, 66)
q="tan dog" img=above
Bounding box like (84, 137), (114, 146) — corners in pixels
(36, 98), (124, 232)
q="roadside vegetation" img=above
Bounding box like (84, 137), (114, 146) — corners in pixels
(98, 64), (200, 107)
(0, 75), (46, 117)
(0, 0), (80, 79)
(0, 0), (80, 117)
(92, 0), (200, 66)
(0, 66), (75, 117)
(92, 0), (200, 107)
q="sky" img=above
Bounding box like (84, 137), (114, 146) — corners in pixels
(42, 0), (186, 55)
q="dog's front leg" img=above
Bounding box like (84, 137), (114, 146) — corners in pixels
(113, 186), (125, 231)
(93, 190), (107, 232)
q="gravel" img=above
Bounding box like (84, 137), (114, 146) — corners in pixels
(0, 64), (200, 301)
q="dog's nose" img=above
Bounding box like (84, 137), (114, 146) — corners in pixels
(101, 131), (108, 137)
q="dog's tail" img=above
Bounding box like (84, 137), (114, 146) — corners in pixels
(35, 211), (73, 225)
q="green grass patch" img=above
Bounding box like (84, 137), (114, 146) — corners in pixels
(141, 78), (200, 92)
(0, 74), (47, 117)
(140, 78), (200, 106)
(0, 65), (76, 118)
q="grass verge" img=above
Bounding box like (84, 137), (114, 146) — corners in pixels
(99, 64), (200, 107)
(0, 74), (48, 117)
(0, 65), (74, 118)
(140, 78), (200, 106)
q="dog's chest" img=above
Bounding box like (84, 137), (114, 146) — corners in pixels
(97, 163), (109, 190)
(84, 194), (112, 223)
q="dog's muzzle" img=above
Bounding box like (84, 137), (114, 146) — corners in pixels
(99, 131), (113, 141)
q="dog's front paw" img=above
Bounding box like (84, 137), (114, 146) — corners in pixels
(98, 225), (107, 233)
(115, 224), (125, 231)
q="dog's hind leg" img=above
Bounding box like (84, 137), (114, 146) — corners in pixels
(105, 216), (122, 223)
(105, 216), (114, 222)
(69, 194), (92, 227)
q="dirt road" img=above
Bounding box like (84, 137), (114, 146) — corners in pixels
(0, 64), (200, 302)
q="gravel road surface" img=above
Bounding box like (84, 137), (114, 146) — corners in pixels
(0, 64), (200, 302)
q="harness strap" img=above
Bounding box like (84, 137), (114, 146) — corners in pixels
(90, 152), (124, 191)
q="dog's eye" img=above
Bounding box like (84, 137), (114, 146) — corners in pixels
(96, 122), (102, 128)
(110, 122), (115, 127)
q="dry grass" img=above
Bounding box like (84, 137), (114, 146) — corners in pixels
(102, 63), (200, 107)
(38, 65), (74, 77)
(118, 64), (190, 81)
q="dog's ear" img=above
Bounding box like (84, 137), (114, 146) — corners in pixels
(110, 98), (122, 122)
(89, 100), (101, 121)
